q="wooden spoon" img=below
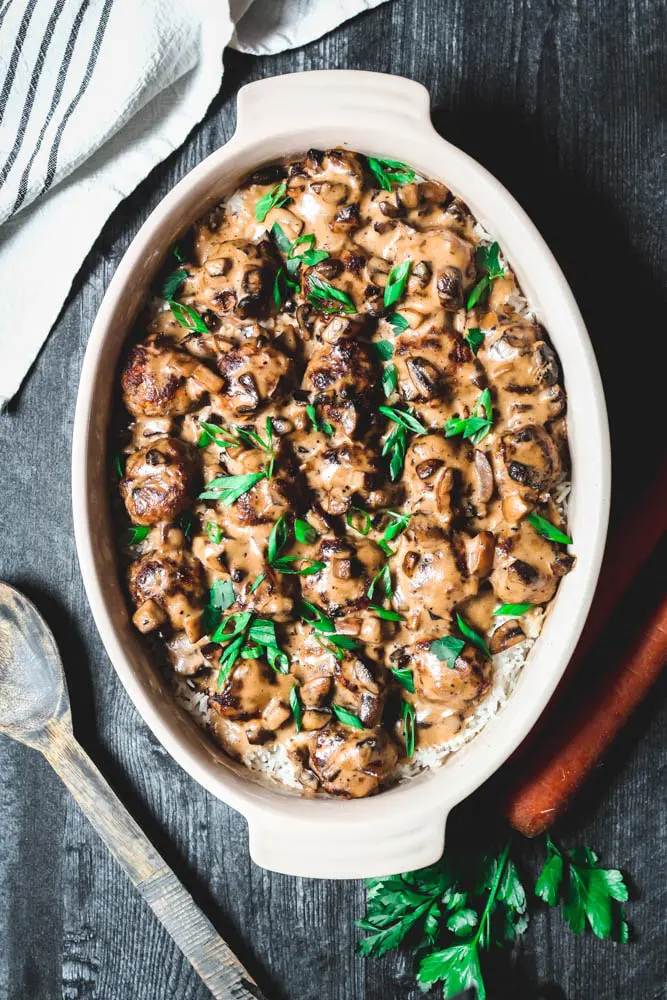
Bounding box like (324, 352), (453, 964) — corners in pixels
(0, 583), (267, 1000)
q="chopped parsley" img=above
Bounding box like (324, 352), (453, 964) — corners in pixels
(307, 274), (356, 314)
(289, 684), (303, 732)
(390, 667), (415, 693)
(161, 268), (188, 300)
(383, 259), (412, 309)
(346, 507), (372, 536)
(429, 635), (465, 668)
(368, 604), (402, 621)
(382, 363), (398, 398)
(332, 704), (365, 729)
(493, 602), (534, 616)
(379, 405), (427, 481)
(367, 157), (416, 190)
(367, 563), (392, 601)
(444, 388), (494, 446)
(126, 525), (149, 545)
(466, 241), (505, 310)
(456, 612), (492, 659)
(169, 301), (208, 333)
(527, 512), (573, 545)
(294, 517), (317, 544)
(388, 312), (410, 334)
(378, 510), (410, 556)
(306, 404), (334, 437)
(205, 521), (223, 545)
(199, 471), (268, 506)
(465, 327), (485, 355)
(402, 699), (416, 758)
(255, 182), (288, 223)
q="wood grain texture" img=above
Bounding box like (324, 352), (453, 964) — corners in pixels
(0, 1), (665, 998)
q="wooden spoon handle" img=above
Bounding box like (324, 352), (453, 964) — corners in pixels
(43, 721), (266, 1000)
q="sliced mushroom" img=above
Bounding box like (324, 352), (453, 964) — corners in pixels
(489, 620), (526, 654)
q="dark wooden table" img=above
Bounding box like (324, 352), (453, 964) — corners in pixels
(1, 2), (665, 998)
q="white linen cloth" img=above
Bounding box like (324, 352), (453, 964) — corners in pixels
(0, 0), (391, 409)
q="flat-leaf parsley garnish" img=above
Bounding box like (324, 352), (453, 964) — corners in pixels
(464, 327), (485, 355)
(367, 157), (416, 191)
(384, 259), (411, 309)
(493, 603), (534, 616)
(126, 525), (149, 545)
(456, 612), (491, 659)
(402, 699), (416, 757)
(527, 512), (573, 545)
(444, 388), (493, 445)
(466, 241), (505, 310)
(332, 704), (365, 729)
(306, 404), (334, 437)
(169, 300), (209, 333)
(255, 182), (288, 223)
(429, 635), (465, 668)
(199, 471), (268, 506)
(379, 405), (427, 481)
(307, 274), (356, 314)
(289, 684), (303, 732)
(161, 268), (188, 300)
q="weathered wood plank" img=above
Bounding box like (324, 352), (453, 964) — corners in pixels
(0, 0), (665, 998)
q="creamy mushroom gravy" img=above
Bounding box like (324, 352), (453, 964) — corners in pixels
(115, 148), (573, 798)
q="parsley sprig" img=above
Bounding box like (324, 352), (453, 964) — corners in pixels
(466, 241), (506, 310)
(306, 404), (334, 437)
(536, 834), (629, 940)
(199, 471), (268, 506)
(211, 609), (289, 686)
(307, 274), (356, 314)
(380, 405), (427, 481)
(367, 157), (416, 191)
(266, 514), (325, 576)
(300, 600), (362, 660)
(384, 259), (411, 309)
(527, 512), (573, 545)
(357, 834), (631, 998)
(170, 300), (208, 333)
(444, 388), (494, 445)
(255, 182), (288, 223)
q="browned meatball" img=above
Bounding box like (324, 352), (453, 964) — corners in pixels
(210, 657), (293, 726)
(394, 327), (482, 405)
(201, 446), (298, 531)
(302, 337), (380, 436)
(309, 723), (399, 797)
(185, 238), (279, 320)
(490, 520), (573, 605)
(121, 333), (221, 418)
(128, 547), (205, 639)
(392, 515), (478, 624)
(410, 637), (490, 706)
(213, 337), (292, 418)
(493, 424), (562, 497)
(402, 433), (465, 526)
(300, 440), (388, 515)
(300, 536), (385, 614)
(120, 438), (197, 526)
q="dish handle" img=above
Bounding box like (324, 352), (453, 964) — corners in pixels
(235, 70), (432, 141)
(246, 807), (448, 879)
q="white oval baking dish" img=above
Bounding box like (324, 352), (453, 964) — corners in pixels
(72, 70), (610, 879)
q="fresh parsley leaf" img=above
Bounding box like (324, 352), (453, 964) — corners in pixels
(205, 521), (223, 544)
(177, 510), (195, 537)
(346, 507), (372, 536)
(367, 563), (392, 600)
(172, 242), (185, 263)
(270, 221), (292, 254)
(199, 471), (267, 506)
(418, 943), (485, 998)
(299, 600), (336, 631)
(372, 340), (394, 361)
(267, 513), (289, 564)
(429, 635), (465, 668)
(378, 510), (410, 555)
(211, 611), (253, 688)
(466, 241), (505, 310)
(306, 404), (334, 437)
(114, 453), (124, 477)
(300, 248), (330, 266)
(536, 835), (629, 941)
(197, 421), (238, 450)
(161, 268), (188, 300)
(169, 300), (208, 333)
(332, 704), (364, 729)
(307, 274), (356, 314)
(369, 604), (402, 621)
(210, 579), (235, 611)
(493, 603), (534, 616)
(402, 699), (416, 758)
(390, 667), (415, 693)
(126, 525), (149, 545)
(294, 517), (317, 544)
(271, 556), (325, 575)
(289, 684), (303, 732)
(367, 157), (416, 190)
(444, 388), (494, 445)
(388, 311), (410, 334)
(382, 363), (398, 398)
(527, 512), (573, 545)
(384, 259), (411, 309)
(255, 182), (288, 223)
(379, 405), (427, 435)
(456, 612), (492, 659)
(249, 572), (265, 594)
(465, 327), (485, 355)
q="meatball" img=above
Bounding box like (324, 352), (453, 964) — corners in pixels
(200, 446), (298, 531)
(393, 327), (484, 420)
(490, 520), (573, 606)
(300, 536), (385, 614)
(493, 424), (562, 497)
(185, 238), (279, 320)
(410, 637), (490, 707)
(302, 337), (380, 437)
(213, 337), (293, 418)
(309, 723), (399, 797)
(392, 515), (478, 624)
(402, 433), (466, 526)
(284, 148), (366, 235)
(128, 547), (205, 640)
(210, 657), (293, 728)
(300, 440), (388, 515)
(121, 333), (221, 418)
(120, 437), (197, 525)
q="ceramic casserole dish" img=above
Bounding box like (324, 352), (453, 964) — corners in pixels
(72, 70), (610, 879)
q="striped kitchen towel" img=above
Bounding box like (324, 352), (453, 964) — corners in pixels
(0, 0), (391, 410)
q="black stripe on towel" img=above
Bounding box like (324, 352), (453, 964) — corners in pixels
(0, 0), (67, 187)
(0, 0), (15, 34)
(0, 0), (40, 125)
(12, 0), (91, 214)
(40, 0), (113, 196)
